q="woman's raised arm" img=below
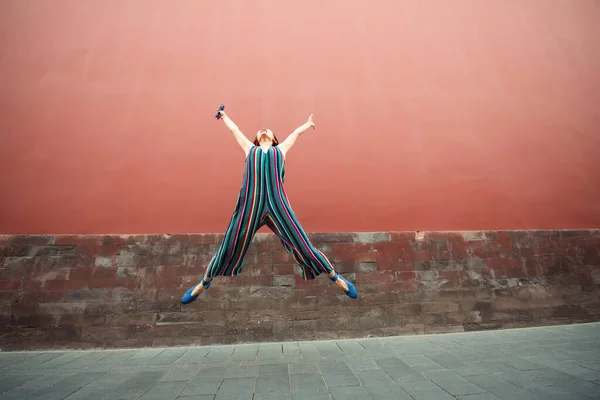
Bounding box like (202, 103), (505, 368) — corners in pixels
(278, 114), (315, 156)
(218, 110), (254, 156)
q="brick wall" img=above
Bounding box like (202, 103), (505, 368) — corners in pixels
(1, 230), (599, 350)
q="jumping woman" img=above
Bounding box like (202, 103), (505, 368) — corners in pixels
(181, 107), (358, 304)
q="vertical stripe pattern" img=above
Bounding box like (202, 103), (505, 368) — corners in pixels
(206, 145), (333, 280)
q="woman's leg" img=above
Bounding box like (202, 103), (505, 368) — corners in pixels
(262, 212), (358, 298)
(183, 196), (265, 303)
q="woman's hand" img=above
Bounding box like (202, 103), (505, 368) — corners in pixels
(216, 109), (227, 120)
(308, 114), (315, 129)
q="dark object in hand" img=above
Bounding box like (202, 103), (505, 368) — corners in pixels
(215, 104), (225, 120)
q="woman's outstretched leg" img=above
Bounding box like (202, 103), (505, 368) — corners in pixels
(182, 211), (262, 304)
(262, 213), (358, 298)
(182, 193), (265, 304)
(182, 224), (259, 304)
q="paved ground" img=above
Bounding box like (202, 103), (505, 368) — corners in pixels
(1, 323), (599, 400)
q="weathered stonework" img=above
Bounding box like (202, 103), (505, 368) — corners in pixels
(1, 230), (599, 350)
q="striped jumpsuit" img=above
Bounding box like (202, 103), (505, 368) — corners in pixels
(206, 145), (333, 280)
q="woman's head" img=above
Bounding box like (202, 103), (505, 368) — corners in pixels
(254, 128), (279, 146)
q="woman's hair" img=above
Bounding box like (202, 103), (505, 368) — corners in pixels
(254, 134), (279, 146)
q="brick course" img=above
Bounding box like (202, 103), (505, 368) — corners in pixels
(0, 230), (599, 350)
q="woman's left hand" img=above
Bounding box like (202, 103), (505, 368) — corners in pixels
(308, 114), (315, 129)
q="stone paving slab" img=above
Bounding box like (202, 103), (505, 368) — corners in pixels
(1, 323), (599, 400)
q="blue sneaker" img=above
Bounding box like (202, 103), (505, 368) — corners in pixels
(330, 273), (358, 299)
(181, 278), (211, 304)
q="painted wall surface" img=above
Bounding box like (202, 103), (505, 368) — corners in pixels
(1, 1), (599, 234)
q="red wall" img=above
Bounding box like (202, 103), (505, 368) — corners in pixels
(1, 1), (599, 234)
